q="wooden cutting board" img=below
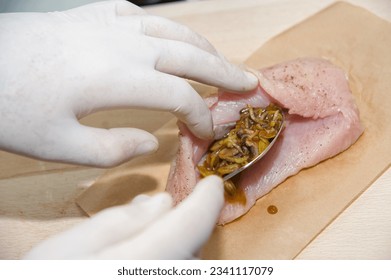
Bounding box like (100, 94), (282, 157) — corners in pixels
(76, 2), (391, 259)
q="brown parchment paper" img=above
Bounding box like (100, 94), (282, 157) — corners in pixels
(76, 2), (391, 259)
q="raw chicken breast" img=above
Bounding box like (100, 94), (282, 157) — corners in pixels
(166, 57), (364, 225)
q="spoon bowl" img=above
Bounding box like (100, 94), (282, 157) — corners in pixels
(222, 117), (284, 181)
(198, 107), (285, 183)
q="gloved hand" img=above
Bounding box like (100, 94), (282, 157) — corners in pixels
(24, 175), (224, 259)
(0, 0), (257, 167)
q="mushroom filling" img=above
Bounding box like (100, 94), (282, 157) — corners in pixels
(197, 104), (284, 196)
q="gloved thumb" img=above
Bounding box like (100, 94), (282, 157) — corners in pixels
(50, 123), (158, 167)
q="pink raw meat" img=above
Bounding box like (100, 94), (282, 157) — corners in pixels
(166, 57), (364, 225)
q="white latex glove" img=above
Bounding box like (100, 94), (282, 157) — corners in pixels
(0, 0), (257, 167)
(24, 175), (224, 259)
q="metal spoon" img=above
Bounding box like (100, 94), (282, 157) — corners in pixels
(199, 115), (285, 181)
(222, 118), (284, 181)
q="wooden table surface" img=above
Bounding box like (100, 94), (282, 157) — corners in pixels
(0, 0), (390, 259)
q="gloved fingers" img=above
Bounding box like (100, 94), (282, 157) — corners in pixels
(24, 192), (173, 259)
(146, 73), (214, 140)
(50, 121), (158, 167)
(93, 175), (224, 259)
(136, 15), (258, 92)
(154, 39), (258, 92)
(76, 71), (214, 140)
(139, 15), (217, 55)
